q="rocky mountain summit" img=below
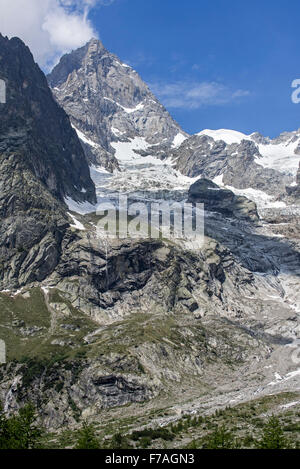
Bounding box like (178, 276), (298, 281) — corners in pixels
(46, 39), (300, 216)
(169, 130), (298, 207)
(47, 38), (186, 173)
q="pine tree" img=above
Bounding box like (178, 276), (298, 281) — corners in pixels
(0, 403), (43, 449)
(204, 425), (237, 449)
(256, 416), (291, 449)
(75, 422), (100, 449)
(109, 432), (131, 449)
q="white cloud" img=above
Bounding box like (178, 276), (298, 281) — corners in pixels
(0, 0), (113, 70)
(150, 81), (250, 109)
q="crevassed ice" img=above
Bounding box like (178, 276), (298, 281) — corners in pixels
(257, 141), (300, 175)
(65, 197), (96, 215)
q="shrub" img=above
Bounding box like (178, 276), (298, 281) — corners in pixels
(0, 403), (43, 449)
(202, 425), (238, 449)
(256, 416), (291, 449)
(75, 422), (99, 449)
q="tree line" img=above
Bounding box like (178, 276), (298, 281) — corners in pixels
(0, 403), (296, 450)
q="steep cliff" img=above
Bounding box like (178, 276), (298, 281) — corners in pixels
(47, 38), (186, 172)
(0, 34), (96, 289)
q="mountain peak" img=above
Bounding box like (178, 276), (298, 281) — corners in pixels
(197, 129), (251, 145)
(0, 34), (96, 204)
(87, 36), (104, 46)
(47, 39), (184, 173)
(47, 37), (107, 88)
(85, 36), (105, 53)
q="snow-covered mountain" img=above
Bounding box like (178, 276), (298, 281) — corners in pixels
(168, 128), (300, 211)
(47, 39), (300, 213)
(2, 35), (300, 437)
(47, 38), (187, 174)
(198, 128), (300, 175)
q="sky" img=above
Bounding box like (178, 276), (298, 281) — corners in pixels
(1, 0), (300, 137)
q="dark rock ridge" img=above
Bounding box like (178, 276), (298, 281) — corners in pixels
(188, 178), (259, 222)
(47, 38), (186, 171)
(0, 152), (68, 288)
(0, 34), (96, 288)
(0, 34), (96, 204)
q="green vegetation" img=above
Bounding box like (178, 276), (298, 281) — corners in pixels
(0, 288), (98, 364)
(0, 403), (43, 449)
(0, 288), (299, 451)
(1, 396), (298, 449)
(256, 416), (291, 449)
(75, 422), (100, 449)
(130, 428), (175, 448)
(107, 432), (132, 449)
(181, 395), (299, 450)
(202, 425), (238, 449)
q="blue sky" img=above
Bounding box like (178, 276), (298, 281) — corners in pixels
(88, 0), (300, 137)
(2, 0), (300, 137)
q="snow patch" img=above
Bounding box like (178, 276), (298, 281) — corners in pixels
(68, 213), (86, 231)
(256, 141), (300, 175)
(111, 127), (125, 137)
(111, 137), (150, 163)
(225, 185), (286, 210)
(212, 174), (224, 186)
(198, 129), (251, 145)
(72, 125), (98, 149)
(65, 197), (96, 215)
(1, 289), (22, 297)
(123, 102), (145, 114)
(268, 368), (300, 386)
(103, 97), (144, 114)
(281, 401), (300, 409)
(172, 133), (187, 148)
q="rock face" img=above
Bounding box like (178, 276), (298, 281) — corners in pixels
(188, 178), (259, 222)
(0, 34), (96, 204)
(47, 38), (186, 171)
(0, 34), (96, 289)
(286, 162), (300, 201)
(1, 204), (300, 429)
(1, 36), (300, 435)
(171, 134), (292, 199)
